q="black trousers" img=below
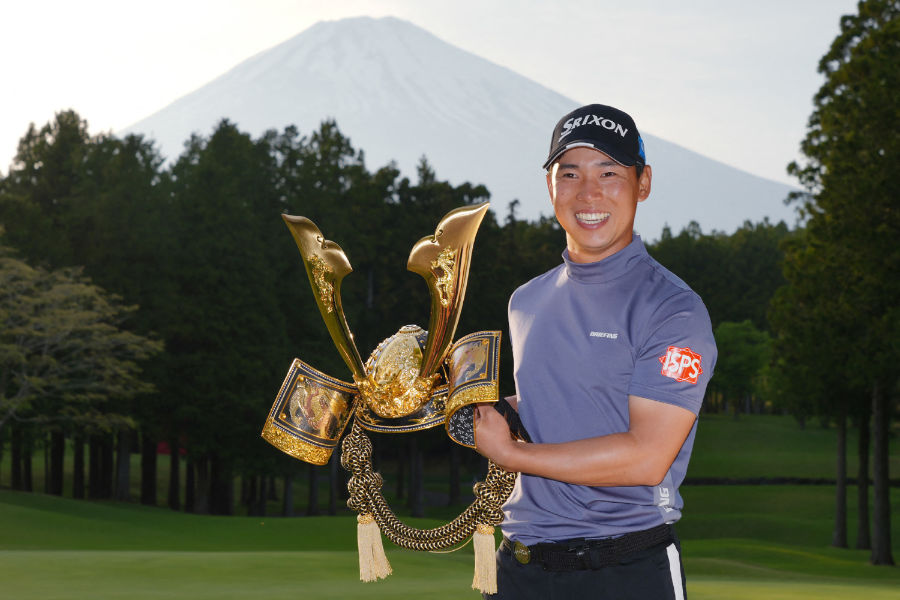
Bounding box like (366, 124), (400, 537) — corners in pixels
(484, 538), (687, 600)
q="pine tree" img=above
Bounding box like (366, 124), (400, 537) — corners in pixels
(784, 0), (899, 565)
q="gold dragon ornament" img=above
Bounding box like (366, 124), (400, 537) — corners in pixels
(261, 202), (518, 593)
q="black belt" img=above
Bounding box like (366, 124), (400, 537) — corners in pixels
(500, 524), (675, 571)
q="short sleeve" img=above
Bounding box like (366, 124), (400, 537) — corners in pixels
(627, 291), (717, 414)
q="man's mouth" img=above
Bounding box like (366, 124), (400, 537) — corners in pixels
(575, 211), (610, 225)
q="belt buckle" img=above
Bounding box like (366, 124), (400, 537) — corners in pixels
(513, 540), (531, 564)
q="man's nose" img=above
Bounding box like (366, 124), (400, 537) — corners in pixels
(576, 178), (603, 203)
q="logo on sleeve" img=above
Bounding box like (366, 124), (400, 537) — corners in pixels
(658, 346), (703, 384)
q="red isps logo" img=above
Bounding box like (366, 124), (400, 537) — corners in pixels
(658, 346), (703, 384)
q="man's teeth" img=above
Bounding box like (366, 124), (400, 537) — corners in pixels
(576, 212), (610, 224)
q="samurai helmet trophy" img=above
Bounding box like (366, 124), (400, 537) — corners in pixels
(262, 202), (516, 593)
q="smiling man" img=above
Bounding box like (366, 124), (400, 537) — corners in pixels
(475, 104), (717, 599)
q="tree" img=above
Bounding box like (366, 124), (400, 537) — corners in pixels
(783, 0), (899, 565)
(0, 110), (93, 267)
(712, 321), (772, 416)
(162, 120), (290, 514)
(769, 230), (862, 547)
(648, 220), (790, 333)
(0, 110), (173, 503)
(0, 244), (162, 495)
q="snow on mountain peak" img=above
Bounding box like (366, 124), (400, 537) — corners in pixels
(121, 16), (797, 238)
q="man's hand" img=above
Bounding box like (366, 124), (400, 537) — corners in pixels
(474, 403), (519, 470)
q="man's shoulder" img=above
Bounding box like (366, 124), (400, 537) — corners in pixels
(634, 252), (694, 295)
(628, 254), (712, 327)
(510, 263), (565, 302)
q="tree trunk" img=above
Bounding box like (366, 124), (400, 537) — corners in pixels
(140, 431), (157, 506)
(10, 425), (22, 490)
(255, 477), (267, 517)
(72, 433), (85, 499)
(209, 457), (224, 515)
(114, 429), (131, 502)
(88, 435), (101, 498)
(185, 458), (196, 513)
(856, 404), (871, 550)
(49, 430), (65, 496)
(407, 438), (417, 509)
(832, 412), (847, 548)
(283, 473), (295, 517)
(22, 428), (33, 492)
(102, 434), (115, 499)
(328, 451), (339, 516)
(448, 443), (461, 506)
(307, 463), (320, 516)
(412, 448), (425, 517)
(869, 380), (894, 566)
(373, 438), (382, 473)
(395, 444), (406, 500)
(268, 476), (278, 502)
(43, 434), (50, 493)
(241, 476), (252, 509)
(194, 456), (210, 515)
(244, 475), (257, 514)
(167, 438), (181, 511)
(209, 456), (233, 516)
(409, 438), (424, 518)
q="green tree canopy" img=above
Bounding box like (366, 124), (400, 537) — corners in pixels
(712, 320), (772, 412)
(776, 0), (898, 565)
(0, 244), (162, 433)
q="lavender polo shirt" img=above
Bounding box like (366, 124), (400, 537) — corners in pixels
(502, 235), (717, 544)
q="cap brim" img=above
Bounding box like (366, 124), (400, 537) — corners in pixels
(543, 141), (638, 170)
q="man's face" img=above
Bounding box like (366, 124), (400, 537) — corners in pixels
(546, 146), (651, 264)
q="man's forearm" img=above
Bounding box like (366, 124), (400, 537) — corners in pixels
(477, 395), (696, 487)
(492, 432), (667, 487)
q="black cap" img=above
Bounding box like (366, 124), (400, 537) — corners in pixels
(543, 104), (646, 170)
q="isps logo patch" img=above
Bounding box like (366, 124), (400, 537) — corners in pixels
(658, 346), (703, 384)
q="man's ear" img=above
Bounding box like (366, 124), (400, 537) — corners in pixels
(546, 170), (554, 205)
(637, 165), (652, 203)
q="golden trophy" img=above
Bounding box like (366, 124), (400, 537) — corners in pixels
(262, 202), (516, 593)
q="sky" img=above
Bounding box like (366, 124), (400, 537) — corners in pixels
(0, 0), (859, 185)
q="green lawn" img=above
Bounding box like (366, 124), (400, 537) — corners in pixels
(1, 483), (898, 599)
(1, 414), (898, 598)
(689, 413), (900, 480)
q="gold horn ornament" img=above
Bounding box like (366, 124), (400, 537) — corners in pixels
(261, 201), (516, 593)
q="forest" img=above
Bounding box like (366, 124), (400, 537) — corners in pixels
(0, 111), (792, 507)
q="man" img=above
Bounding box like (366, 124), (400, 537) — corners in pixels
(475, 104), (717, 599)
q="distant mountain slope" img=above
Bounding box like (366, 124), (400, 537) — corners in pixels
(122, 16), (798, 239)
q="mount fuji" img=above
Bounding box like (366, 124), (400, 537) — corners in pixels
(121, 16), (798, 239)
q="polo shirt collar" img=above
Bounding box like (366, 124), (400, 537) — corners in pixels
(562, 234), (647, 283)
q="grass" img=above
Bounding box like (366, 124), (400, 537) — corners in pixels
(1, 483), (898, 599)
(1, 414), (899, 598)
(0, 549), (475, 600)
(0, 489), (481, 599)
(689, 413), (900, 480)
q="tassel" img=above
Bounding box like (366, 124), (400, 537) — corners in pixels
(472, 523), (498, 594)
(357, 513), (392, 581)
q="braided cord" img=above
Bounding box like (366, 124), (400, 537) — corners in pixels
(341, 421), (517, 551)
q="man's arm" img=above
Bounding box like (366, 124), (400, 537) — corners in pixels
(474, 395), (696, 487)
